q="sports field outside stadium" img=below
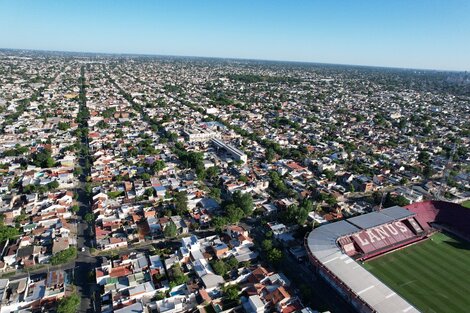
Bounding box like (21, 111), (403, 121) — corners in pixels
(363, 232), (470, 313)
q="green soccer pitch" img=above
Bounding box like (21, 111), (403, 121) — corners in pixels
(363, 232), (470, 313)
(461, 200), (470, 209)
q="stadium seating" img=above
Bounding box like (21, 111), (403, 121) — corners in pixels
(406, 201), (470, 239)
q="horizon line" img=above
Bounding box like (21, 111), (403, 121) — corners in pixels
(0, 46), (468, 73)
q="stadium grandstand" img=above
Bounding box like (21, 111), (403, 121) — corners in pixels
(406, 200), (470, 241)
(305, 201), (470, 313)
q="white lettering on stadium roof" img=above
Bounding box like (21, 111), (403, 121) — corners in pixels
(353, 221), (409, 246)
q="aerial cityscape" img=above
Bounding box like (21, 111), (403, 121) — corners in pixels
(0, 1), (469, 313)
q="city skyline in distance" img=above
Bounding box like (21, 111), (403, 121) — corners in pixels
(0, 0), (470, 71)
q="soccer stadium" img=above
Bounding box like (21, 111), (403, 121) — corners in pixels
(305, 201), (470, 313)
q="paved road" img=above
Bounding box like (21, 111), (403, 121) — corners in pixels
(282, 249), (357, 313)
(245, 218), (356, 313)
(74, 67), (101, 313)
(75, 183), (100, 313)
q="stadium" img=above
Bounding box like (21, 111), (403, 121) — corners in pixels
(305, 201), (470, 313)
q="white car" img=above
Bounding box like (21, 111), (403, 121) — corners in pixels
(81, 247), (86, 252)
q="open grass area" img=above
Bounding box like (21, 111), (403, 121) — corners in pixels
(363, 232), (470, 313)
(461, 200), (470, 209)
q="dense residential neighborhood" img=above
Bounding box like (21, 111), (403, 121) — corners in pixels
(0, 50), (469, 313)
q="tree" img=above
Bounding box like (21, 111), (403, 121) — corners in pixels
(323, 170), (336, 181)
(281, 202), (310, 226)
(14, 213), (27, 224)
(269, 171), (290, 194)
(226, 256), (239, 270)
(226, 204), (244, 224)
(206, 166), (219, 181)
(209, 187), (221, 201)
(84, 183), (92, 195)
(423, 165), (434, 178)
(267, 248), (283, 264)
(47, 180), (60, 190)
(96, 120), (108, 129)
(152, 160), (166, 173)
(211, 260), (227, 276)
(154, 291), (166, 301)
(31, 149), (55, 168)
(174, 192), (188, 215)
(398, 119), (407, 130)
(169, 263), (188, 285)
(265, 148), (275, 162)
(196, 165), (206, 181)
(212, 216), (228, 231)
(71, 205), (80, 214)
(84, 213), (94, 224)
(232, 191), (253, 216)
(73, 167), (83, 176)
(383, 192), (410, 207)
(223, 284), (240, 301)
(261, 239), (273, 252)
(57, 122), (70, 131)
(372, 191), (382, 205)
(0, 224), (19, 243)
(57, 293), (80, 313)
(418, 151), (431, 164)
(296, 199), (312, 224)
(145, 187), (154, 197)
(392, 195), (410, 207)
(164, 222), (178, 238)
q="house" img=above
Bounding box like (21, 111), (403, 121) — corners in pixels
(245, 295), (265, 313)
(154, 186), (167, 198)
(212, 243), (229, 258)
(114, 302), (144, 313)
(267, 223), (287, 237)
(170, 216), (189, 234)
(193, 259), (224, 291)
(102, 237), (127, 250)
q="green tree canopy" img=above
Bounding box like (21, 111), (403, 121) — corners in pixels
(84, 213), (94, 224)
(267, 248), (283, 264)
(31, 149), (55, 168)
(232, 191), (253, 216)
(169, 263), (188, 285)
(57, 293), (80, 313)
(211, 259), (227, 276)
(226, 204), (245, 224)
(223, 284), (240, 301)
(212, 216), (228, 231)
(206, 166), (219, 181)
(51, 247), (77, 265)
(164, 222), (178, 238)
(152, 159), (166, 173)
(174, 191), (188, 215)
(0, 224), (19, 243)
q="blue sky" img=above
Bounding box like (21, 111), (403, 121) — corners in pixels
(0, 0), (469, 71)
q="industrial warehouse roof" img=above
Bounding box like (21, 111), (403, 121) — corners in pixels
(306, 207), (420, 313)
(347, 206), (415, 229)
